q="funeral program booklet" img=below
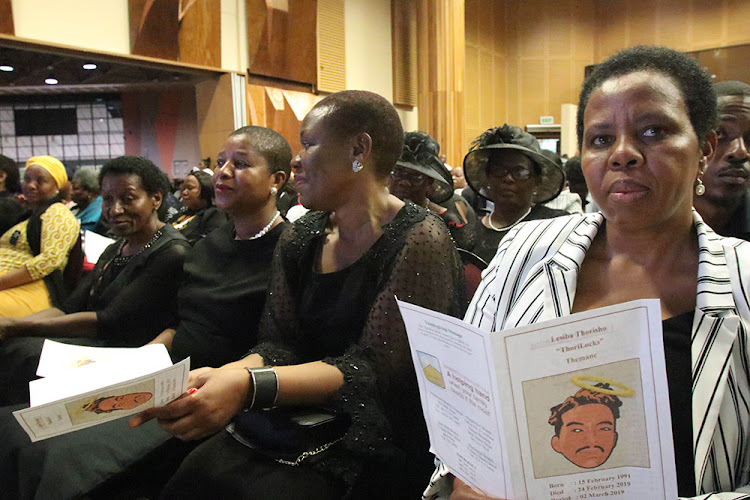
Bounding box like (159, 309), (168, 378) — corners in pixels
(13, 341), (189, 442)
(398, 299), (677, 500)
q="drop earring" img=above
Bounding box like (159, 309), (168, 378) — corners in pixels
(352, 160), (364, 173)
(695, 177), (705, 196)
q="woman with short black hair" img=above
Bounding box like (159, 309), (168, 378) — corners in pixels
(168, 169), (227, 245)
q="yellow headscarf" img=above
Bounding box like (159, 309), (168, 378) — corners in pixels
(25, 156), (68, 189)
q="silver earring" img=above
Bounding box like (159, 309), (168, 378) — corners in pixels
(352, 160), (364, 173)
(270, 187), (278, 195)
(695, 178), (705, 196)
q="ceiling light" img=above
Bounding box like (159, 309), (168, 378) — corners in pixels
(0, 65), (13, 72)
(82, 63), (97, 70)
(44, 77), (59, 85)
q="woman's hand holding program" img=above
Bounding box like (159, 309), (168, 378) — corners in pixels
(450, 477), (507, 500)
(128, 366), (249, 441)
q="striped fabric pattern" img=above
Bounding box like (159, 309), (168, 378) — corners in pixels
(424, 211), (750, 500)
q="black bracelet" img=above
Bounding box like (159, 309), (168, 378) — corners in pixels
(245, 367), (278, 409)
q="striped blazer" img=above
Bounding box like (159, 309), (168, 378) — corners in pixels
(425, 212), (750, 500)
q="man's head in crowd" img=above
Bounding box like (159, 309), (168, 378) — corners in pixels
(700, 81), (750, 208)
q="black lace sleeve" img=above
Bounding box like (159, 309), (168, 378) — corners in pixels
(252, 208), (465, 491)
(322, 212), (465, 457)
(252, 220), (311, 365)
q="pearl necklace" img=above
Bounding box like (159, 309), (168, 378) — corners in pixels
(237, 211), (281, 240)
(486, 207), (532, 232)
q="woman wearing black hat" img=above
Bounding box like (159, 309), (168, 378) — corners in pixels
(390, 131), (478, 250)
(464, 125), (569, 263)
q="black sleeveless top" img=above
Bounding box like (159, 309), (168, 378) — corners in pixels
(663, 309), (695, 497)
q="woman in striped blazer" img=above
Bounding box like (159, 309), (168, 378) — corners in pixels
(427, 46), (750, 500)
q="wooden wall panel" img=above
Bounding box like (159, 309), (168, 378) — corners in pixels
(520, 59), (546, 124)
(129, 0), (180, 60)
(463, 0), (596, 159)
(392, 0), (418, 106)
(0, 0), (13, 35)
(247, 0), (317, 85)
(317, 0), (344, 92)
(593, 0), (750, 61)
(179, 0), (221, 67)
(416, 0), (465, 168)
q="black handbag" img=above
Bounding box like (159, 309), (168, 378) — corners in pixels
(227, 407), (351, 466)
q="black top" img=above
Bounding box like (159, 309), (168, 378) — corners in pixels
(169, 206), (228, 246)
(253, 202), (466, 495)
(170, 221), (285, 368)
(437, 193), (479, 251)
(663, 309), (695, 497)
(472, 205), (570, 263)
(0, 192), (26, 235)
(61, 224), (190, 346)
(715, 192), (750, 242)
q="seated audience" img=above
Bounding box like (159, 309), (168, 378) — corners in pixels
(130, 90), (465, 499)
(0, 127), (292, 500)
(0, 154), (25, 234)
(693, 80), (750, 240)
(426, 46), (750, 500)
(541, 150), (583, 214)
(70, 168), (103, 232)
(463, 125), (568, 263)
(390, 131), (478, 250)
(168, 169), (227, 245)
(563, 155), (589, 212)
(0, 156), (190, 405)
(0, 156), (79, 317)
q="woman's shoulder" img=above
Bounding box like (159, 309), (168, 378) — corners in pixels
(151, 225), (191, 257)
(42, 202), (77, 222)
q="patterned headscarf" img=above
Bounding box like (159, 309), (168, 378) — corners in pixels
(25, 156), (68, 189)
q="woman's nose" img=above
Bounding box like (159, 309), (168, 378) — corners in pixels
(609, 135), (643, 170)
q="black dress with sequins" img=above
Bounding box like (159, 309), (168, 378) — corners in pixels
(251, 202), (466, 496)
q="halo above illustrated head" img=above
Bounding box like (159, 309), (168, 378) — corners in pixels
(570, 375), (635, 397)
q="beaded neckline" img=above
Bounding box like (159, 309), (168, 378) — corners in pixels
(112, 228), (164, 265)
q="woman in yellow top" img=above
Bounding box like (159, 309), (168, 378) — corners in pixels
(0, 156), (79, 317)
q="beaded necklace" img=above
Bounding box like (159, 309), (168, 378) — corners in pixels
(486, 207), (532, 232)
(236, 211), (280, 241)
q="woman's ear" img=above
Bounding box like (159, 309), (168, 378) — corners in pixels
(701, 131), (718, 167)
(351, 132), (373, 163)
(152, 191), (163, 212)
(272, 171), (287, 191)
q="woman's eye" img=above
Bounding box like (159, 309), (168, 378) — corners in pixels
(216, 159), (225, 167)
(642, 126), (664, 138)
(591, 135), (611, 146)
(235, 160), (250, 169)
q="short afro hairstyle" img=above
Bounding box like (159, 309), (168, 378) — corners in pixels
(72, 168), (100, 193)
(186, 170), (215, 206)
(577, 45), (717, 150)
(714, 81), (750, 112)
(230, 126), (293, 184)
(0, 154), (20, 193)
(563, 156), (585, 184)
(312, 90), (404, 177)
(99, 156), (171, 199)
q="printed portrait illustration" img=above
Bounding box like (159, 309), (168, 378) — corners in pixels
(82, 392), (153, 414)
(522, 359), (650, 478)
(548, 381), (623, 469)
(65, 379), (156, 425)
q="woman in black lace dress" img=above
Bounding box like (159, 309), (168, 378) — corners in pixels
(131, 90), (466, 498)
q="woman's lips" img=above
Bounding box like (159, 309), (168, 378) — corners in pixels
(214, 184), (232, 193)
(608, 179), (648, 203)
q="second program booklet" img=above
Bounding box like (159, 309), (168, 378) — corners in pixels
(398, 298), (676, 499)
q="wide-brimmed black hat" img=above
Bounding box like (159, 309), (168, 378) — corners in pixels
(395, 135), (452, 203)
(463, 124), (564, 204)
